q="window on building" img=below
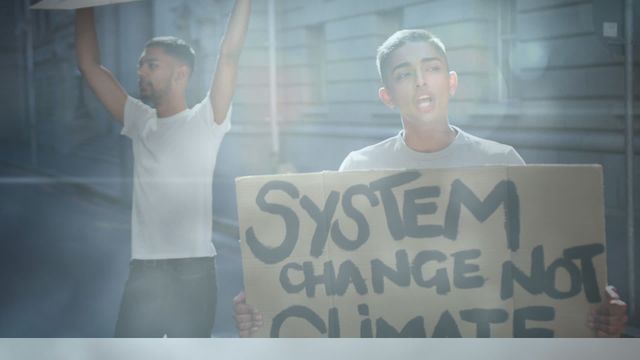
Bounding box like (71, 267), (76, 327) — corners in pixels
(376, 8), (403, 44)
(306, 24), (326, 104)
(497, 0), (518, 102)
(36, 11), (51, 43)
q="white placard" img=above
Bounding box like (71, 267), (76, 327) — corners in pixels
(31, 0), (142, 10)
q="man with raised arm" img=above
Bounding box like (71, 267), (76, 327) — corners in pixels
(232, 29), (628, 338)
(75, 0), (251, 337)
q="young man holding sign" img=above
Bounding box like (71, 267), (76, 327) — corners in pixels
(75, 0), (251, 337)
(233, 29), (627, 337)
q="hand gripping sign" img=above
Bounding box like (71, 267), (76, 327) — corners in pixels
(31, 0), (142, 10)
(236, 165), (608, 338)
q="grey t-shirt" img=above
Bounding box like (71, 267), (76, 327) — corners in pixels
(339, 126), (524, 171)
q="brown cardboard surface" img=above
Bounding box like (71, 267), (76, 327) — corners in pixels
(235, 166), (606, 337)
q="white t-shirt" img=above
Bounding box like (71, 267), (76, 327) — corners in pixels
(121, 95), (231, 260)
(339, 126), (524, 171)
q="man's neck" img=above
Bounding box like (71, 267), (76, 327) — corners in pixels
(154, 95), (188, 118)
(402, 118), (457, 153)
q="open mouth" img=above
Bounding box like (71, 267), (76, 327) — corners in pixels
(417, 95), (434, 112)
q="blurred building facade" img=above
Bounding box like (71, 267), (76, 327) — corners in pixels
(2, 0), (639, 331)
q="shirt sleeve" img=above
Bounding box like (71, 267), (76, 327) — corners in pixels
(338, 153), (354, 172)
(121, 96), (154, 140)
(191, 92), (232, 134)
(505, 147), (526, 165)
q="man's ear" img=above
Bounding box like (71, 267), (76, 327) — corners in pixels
(379, 87), (395, 109)
(448, 70), (458, 96)
(175, 65), (190, 83)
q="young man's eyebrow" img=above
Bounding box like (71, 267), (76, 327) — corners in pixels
(391, 62), (411, 73)
(421, 57), (444, 64)
(391, 57), (444, 73)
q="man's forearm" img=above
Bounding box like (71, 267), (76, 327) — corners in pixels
(218, 0), (251, 60)
(208, 0), (252, 124)
(75, 8), (101, 71)
(73, 7), (127, 123)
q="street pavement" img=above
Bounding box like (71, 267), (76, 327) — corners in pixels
(0, 165), (244, 337)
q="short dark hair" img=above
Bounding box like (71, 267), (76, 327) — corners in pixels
(145, 36), (196, 72)
(377, 29), (448, 86)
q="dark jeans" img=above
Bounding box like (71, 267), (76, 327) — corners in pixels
(114, 257), (217, 338)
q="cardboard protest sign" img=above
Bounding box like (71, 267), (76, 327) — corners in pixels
(236, 166), (607, 338)
(31, 0), (142, 10)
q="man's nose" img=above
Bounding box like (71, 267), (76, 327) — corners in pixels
(416, 70), (427, 87)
